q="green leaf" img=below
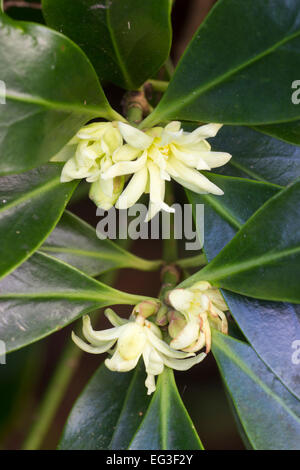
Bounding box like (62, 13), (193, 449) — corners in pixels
(40, 211), (161, 276)
(212, 126), (300, 186)
(129, 368), (203, 450)
(0, 251), (148, 353)
(221, 292), (300, 400)
(42, 0), (172, 90)
(0, 164), (77, 281)
(212, 331), (300, 450)
(142, 0), (300, 127)
(187, 177), (300, 400)
(185, 179), (300, 303)
(0, 12), (122, 175)
(59, 361), (151, 450)
(187, 173), (281, 260)
(253, 121), (300, 146)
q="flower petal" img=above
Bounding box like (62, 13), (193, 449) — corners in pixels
(160, 351), (206, 371)
(113, 144), (142, 162)
(118, 122), (153, 149)
(176, 123), (223, 146)
(77, 122), (109, 140)
(72, 331), (114, 354)
(145, 373), (156, 395)
(146, 328), (195, 359)
(82, 315), (121, 344)
(169, 288), (194, 312)
(104, 308), (129, 327)
(116, 166), (148, 209)
(105, 350), (140, 372)
(101, 150), (147, 179)
(170, 318), (200, 350)
(199, 151), (232, 169)
(167, 157), (224, 195)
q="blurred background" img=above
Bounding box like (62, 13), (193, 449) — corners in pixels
(0, 0), (245, 450)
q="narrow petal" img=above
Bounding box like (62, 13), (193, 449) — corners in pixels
(199, 151), (232, 169)
(170, 144), (211, 170)
(104, 308), (128, 327)
(118, 122), (153, 149)
(116, 166), (148, 209)
(72, 331), (114, 354)
(145, 373), (156, 395)
(105, 350), (140, 372)
(170, 319), (200, 350)
(160, 351), (207, 371)
(206, 289), (228, 311)
(61, 158), (94, 182)
(167, 157), (224, 195)
(146, 329), (195, 359)
(77, 122), (109, 140)
(176, 123), (223, 146)
(143, 346), (164, 375)
(81, 316), (123, 341)
(113, 144), (142, 162)
(101, 151), (147, 179)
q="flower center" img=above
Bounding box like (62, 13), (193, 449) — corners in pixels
(160, 144), (170, 157)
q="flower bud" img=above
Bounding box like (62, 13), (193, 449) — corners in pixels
(155, 304), (169, 326)
(134, 300), (160, 318)
(89, 175), (125, 210)
(168, 310), (187, 339)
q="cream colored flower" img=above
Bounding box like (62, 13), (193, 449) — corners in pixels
(55, 121), (123, 210)
(57, 120), (231, 219)
(72, 308), (206, 395)
(168, 281), (229, 354)
(102, 121), (231, 220)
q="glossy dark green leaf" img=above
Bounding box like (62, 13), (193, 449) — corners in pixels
(0, 12), (121, 175)
(221, 291), (300, 400)
(187, 173), (281, 260)
(253, 120), (300, 146)
(0, 252), (148, 353)
(212, 331), (300, 450)
(142, 0), (300, 127)
(59, 361), (151, 450)
(129, 368), (203, 450)
(42, 0), (172, 90)
(40, 211), (161, 276)
(187, 177), (300, 399)
(186, 180), (300, 303)
(212, 126), (300, 186)
(0, 164), (77, 280)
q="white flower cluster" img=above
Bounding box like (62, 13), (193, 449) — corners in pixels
(72, 283), (228, 395)
(56, 120), (231, 221)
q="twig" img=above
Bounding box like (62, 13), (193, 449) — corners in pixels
(4, 1), (41, 10)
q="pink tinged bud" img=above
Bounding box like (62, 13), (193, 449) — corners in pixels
(134, 300), (160, 318)
(155, 304), (169, 326)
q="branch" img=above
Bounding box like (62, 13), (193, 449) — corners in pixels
(4, 1), (41, 10)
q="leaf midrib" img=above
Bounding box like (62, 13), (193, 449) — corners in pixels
(106, 0), (134, 89)
(214, 334), (300, 426)
(199, 245), (300, 284)
(3, 90), (110, 119)
(40, 245), (126, 263)
(0, 175), (61, 214)
(156, 27), (300, 121)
